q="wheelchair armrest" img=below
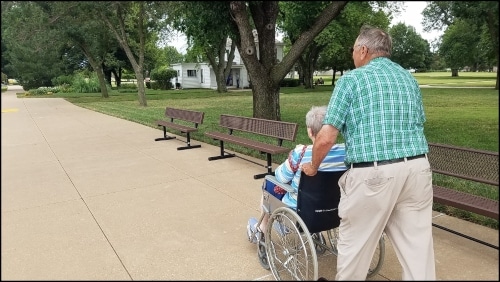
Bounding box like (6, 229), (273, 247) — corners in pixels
(264, 175), (295, 193)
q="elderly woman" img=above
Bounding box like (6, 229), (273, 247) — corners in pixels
(247, 105), (347, 242)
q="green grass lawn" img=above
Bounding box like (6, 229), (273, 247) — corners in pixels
(16, 71), (499, 228)
(314, 70), (498, 88)
(16, 71), (498, 153)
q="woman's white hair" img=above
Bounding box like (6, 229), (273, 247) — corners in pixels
(305, 105), (327, 136)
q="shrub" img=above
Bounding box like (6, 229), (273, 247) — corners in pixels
(150, 66), (177, 90)
(150, 81), (160, 90)
(22, 78), (53, 91)
(71, 72), (100, 93)
(119, 83), (137, 90)
(57, 83), (72, 92)
(27, 86), (61, 96)
(122, 71), (135, 80)
(280, 78), (301, 87)
(52, 75), (74, 86)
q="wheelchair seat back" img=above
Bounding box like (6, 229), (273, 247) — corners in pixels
(297, 170), (345, 233)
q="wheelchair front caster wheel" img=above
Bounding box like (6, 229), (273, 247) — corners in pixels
(258, 241), (270, 270)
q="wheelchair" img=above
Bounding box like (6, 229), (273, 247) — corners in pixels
(247, 171), (385, 280)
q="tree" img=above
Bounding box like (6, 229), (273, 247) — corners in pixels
(1, 2), (67, 90)
(279, 2), (395, 89)
(310, 2), (395, 87)
(439, 19), (482, 76)
(278, 1), (331, 89)
(1, 1), (133, 96)
(389, 23), (430, 71)
(39, 2), (115, 98)
(229, 1), (348, 120)
(94, 1), (172, 106)
(96, 1), (147, 105)
(103, 47), (131, 88)
(423, 1), (498, 89)
(157, 46), (184, 67)
(170, 1), (239, 93)
(452, 2), (498, 88)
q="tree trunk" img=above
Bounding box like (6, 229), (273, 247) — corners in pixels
(216, 68), (228, 93)
(297, 64), (304, 85)
(331, 67), (337, 87)
(299, 43), (322, 89)
(103, 66), (112, 86)
(131, 63), (147, 106)
(79, 43), (109, 98)
(95, 67), (109, 98)
(451, 69), (459, 77)
(205, 38), (235, 93)
(122, 41), (147, 106)
(112, 69), (122, 87)
(302, 59), (314, 89)
(252, 79), (281, 120)
(496, 63), (499, 90)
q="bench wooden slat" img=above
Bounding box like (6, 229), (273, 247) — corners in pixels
(219, 114), (298, 142)
(206, 114), (299, 179)
(433, 185), (499, 220)
(205, 132), (291, 154)
(155, 107), (204, 150)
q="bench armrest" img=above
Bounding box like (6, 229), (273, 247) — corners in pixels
(264, 175), (295, 193)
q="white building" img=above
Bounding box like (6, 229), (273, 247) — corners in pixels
(170, 37), (284, 89)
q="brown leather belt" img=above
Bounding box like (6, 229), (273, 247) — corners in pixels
(351, 154), (426, 168)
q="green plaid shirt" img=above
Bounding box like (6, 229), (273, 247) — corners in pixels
(324, 57), (428, 165)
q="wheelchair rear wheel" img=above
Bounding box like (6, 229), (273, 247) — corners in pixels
(265, 207), (318, 281)
(326, 227), (385, 278)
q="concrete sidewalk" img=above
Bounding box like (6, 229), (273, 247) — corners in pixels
(1, 85), (498, 280)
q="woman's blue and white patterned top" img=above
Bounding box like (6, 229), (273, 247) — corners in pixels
(276, 143), (347, 209)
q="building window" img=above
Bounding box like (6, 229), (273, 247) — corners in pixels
(187, 70), (197, 77)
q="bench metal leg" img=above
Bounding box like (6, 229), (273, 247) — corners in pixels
(254, 171), (274, 179)
(432, 223), (498, 249)
(155, 126), (176, 141)
(208, 140), (235, 160)
(177, 133), (201, 150)
(253, 153), (274, 179)
(177, 145), (201, 150)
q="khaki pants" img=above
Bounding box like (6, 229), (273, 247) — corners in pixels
(336, 156), (436, 280)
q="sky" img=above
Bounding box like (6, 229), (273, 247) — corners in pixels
(169, 2), (442, 54)
(390, 1), (442, 44)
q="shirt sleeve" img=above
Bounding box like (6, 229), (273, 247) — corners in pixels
(274, 144), (304, 184)
(323, 75), (354, 130)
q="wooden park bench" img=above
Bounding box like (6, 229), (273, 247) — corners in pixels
(206, 114), (299, 179)
(154, 107), (204, 150)
(428, 142), (498, 249)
